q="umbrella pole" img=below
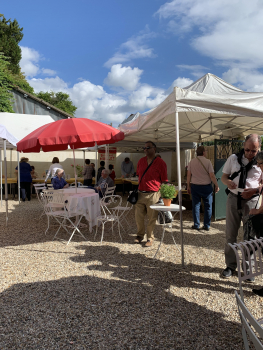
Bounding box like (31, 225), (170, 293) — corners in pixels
(0, 149), (2, 207)
(175, 110), (184, 267)
(17, 151), (20, 203)
(4, 140), (8, 226)
(73, 145), (77, 193)
(95, 143), (98, 180)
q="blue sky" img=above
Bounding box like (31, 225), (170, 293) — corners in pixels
(2, 0), (263, 126)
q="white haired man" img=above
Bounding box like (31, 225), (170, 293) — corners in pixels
(221, 134), (263, 279)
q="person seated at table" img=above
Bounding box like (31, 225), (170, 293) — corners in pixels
(45, 157), (66, 185)
(52, 169), (70, 190)
(121, 157), (135, 178)
(87, 169), (114, 198)
(97, 161), (105, 181)
(109, 164), (116, 181)
(31, 166), (39, 179)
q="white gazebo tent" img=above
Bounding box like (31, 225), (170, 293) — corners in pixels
(119, 73), (263, 266)
(0, 125), (18, 226)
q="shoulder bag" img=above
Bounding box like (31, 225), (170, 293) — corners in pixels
(127, 157), (156, 205)
(246, 187), (263, 239)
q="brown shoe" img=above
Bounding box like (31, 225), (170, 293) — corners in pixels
(145, 240), (153, 247)
(134, 236), (144, 244)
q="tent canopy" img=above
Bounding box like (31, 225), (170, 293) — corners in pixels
(119, 73), (263, 142)
(0, 113), (55, 146)
(0, 124), (18, 149)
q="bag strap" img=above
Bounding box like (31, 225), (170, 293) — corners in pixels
(196, 157), (209, 175)
(138, 157), (156, 186)
(254, 186), (263, 209)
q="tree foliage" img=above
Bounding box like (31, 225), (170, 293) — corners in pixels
(0, 53), (14, 112)
(0, 14), (23, 75)
(36, 91), (77, 116)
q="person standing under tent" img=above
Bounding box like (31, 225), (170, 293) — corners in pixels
(121, 157), (135, 178)
(109, 164), (115, 181)
(45, 157), (66, 185)
(134, 141), (168, 247)
(15, 157), (32, 202)
(221, 134), (263, 279)
(97, 161), (105, 182)
(187, 146), (219, 231)
(82, 159), (93, 186)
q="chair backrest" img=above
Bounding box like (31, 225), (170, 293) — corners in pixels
(229, 238), (263, 301)
(235, 291), (263, 350)
(104, 185), (116, 197)
(100, 195), (122, 217)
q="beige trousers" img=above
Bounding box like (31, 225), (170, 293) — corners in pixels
(135, 191), (160, 241)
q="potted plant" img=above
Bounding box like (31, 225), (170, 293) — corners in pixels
(71, 164), (83, 178)
(159, 183), (178, 206)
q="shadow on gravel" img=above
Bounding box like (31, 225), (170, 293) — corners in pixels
(1, 249), (244, 350)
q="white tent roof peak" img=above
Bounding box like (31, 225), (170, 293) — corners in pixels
(119, 73), (263, 142)
(183, 73), (244, 95)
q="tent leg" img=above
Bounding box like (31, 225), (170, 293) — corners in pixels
(4, 140), (8, 226)
(175, 111), (184, 267)
(73, 146), (77, 193)
(17, 151), (20, 203)
(0, 149), (2, 207)
(95, 143), (98, 179)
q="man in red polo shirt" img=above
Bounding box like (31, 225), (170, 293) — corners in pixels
(134, 141), (168, 247)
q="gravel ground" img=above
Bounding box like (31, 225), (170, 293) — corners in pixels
(0, 195), (262, 349)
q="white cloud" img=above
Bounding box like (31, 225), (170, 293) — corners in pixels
(41, 68), (57, 76)
(156, 0), (263, 91)
(20, 46), (40, 77)
(104, 64), (143, 90)
(166, 77), (194, 94)
(222, 68), (263, 92)
(176, 64), (209, 78)
(29, 76), (69, 92)
(104, 28), (156, 68)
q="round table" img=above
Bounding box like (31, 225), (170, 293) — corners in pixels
(150, 203), (186, 258)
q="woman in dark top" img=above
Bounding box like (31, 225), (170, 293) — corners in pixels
(52, 168), (69, 190)
(15, 157), (32, 202)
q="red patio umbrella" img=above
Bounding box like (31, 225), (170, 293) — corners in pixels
(17, 118), (125, 188)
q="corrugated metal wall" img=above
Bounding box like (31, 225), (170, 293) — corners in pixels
(11, 90), (67, 121)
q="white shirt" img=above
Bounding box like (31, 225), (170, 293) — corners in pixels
(45, 163), (66, 182)
(222, 154), (263, 195)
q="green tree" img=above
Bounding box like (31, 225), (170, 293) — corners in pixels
(0, 14), (23, 75)
(0, 53), (14, 112)
(36, 91), (77, 116)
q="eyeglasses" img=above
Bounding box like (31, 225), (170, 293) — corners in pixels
(244, 149), (258, 154)
(142, 147), (154, 150)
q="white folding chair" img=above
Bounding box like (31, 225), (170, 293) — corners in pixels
(229, 238), (263, 301)
(111, 196), (134, 233)
(95, 195), (122, 244)
(42, 190), (87, 245)
(235, 291), (263, 350)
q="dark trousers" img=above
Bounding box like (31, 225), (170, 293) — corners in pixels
(84, 179), (92, 186)
(191, 184), (213, 229)
(20, 182), (31, 201)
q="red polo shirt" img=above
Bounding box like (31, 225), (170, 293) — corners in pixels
(137, 156), (168, 192)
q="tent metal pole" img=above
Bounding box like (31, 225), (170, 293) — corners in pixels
(4, 140), (8, 226)
(0, 149), (2, 207)
(83, 150), (85, 167)
(17, 151), (20, 203)
(73, 145), (77, 193)
(10, 149), (12, 177)
(95, 143), (98, 180)
(175, 110), (184, 267)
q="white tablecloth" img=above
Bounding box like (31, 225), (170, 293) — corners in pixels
(64, 192), (100, 232)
